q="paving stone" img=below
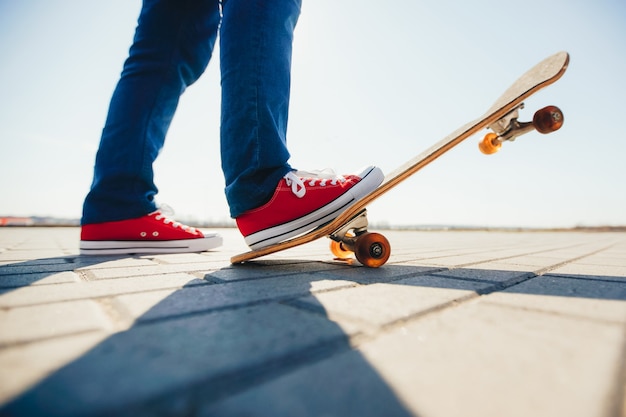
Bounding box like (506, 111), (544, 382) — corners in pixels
(0, 257), (77, 267)
(206, 300), (625, 417)
(352, 301), (625, 417)
(405, 254), (495, 267)
(113, 275), (357, 322)
(1, 303), (358, 416)
(0, 273), (207, 308)
(74, 257), (161, 270)
(0, 271), (80, 288)
(1, 250), (75, 258)
(203, 347), (415, 417)
(493, 255), (575, 268)
(311, 264), (442, 285)
(0, 257), (159, 283)
(0, 255), (216, 274)
(0, 332), (108, 405)
(1, 227), (625, 417)
(577, 254), (626, 266)
(548, 262), (626, 281)
(0, 300), (111, 346)
(485, 274), (626, 323)
(208, 261), (344, 282)
(470, 261), (542, 273)
(83, 262), (223, 280)
(543, 248), (609, 258)
(147, 253), (222, 264)
(0, 262), (82, 276)
(293, 275), (482, 328)
(431, 266), (532, 283)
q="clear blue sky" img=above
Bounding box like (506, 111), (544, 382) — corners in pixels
(1, 0), (625, 228)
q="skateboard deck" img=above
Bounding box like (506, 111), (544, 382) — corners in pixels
(231, 51), (570, 267)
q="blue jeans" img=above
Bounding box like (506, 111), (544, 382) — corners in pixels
(81, 0), (300, 224)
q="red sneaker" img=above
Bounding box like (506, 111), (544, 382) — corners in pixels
(236, 166), (384, 249)
(80, 211), (222, 255)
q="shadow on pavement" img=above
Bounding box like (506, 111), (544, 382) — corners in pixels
(0, 258), (418, 416)
(1, 256), (625, 416)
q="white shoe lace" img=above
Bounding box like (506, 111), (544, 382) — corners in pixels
(284, 169), (347, 199)
(152, 205), (198, 233)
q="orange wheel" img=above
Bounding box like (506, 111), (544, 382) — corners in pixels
(330, 239), (353, 259)
(533, 105), (564, 134)
(354, 232), (391, 268)
(479, 132), (502, 155)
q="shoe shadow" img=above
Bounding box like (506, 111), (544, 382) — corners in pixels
(1, 254), (625, 416)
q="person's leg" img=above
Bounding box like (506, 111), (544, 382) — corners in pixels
(220, 0), (383, 250)
(219, 0), (301, 218)
(82, 0), (221, 225)
(80, 0), (223, 255)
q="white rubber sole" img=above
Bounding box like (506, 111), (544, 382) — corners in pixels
(244, 166), (384, 250)
(80, 232), (223, 255)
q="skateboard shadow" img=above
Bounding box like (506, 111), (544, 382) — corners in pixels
(1, 257), (625, 416)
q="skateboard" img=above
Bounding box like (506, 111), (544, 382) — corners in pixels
(231, 51), (570, 267)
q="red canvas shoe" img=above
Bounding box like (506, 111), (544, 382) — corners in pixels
(236, 166), (384, 249)
(80, 211), (222, 255)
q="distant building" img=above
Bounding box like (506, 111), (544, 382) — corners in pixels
(0, 217), (35, 226)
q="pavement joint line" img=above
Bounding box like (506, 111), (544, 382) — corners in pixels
(200, 264), (360, 284)
(458, 248), (617, 298)
(85, 268), (224, 280)
(391, 249), (552, 270)
(389, 290), (473, 319)
(532, 243), (620, 276)
(0, 328), (105, 350)
(72, 260), (338, 281)
(545, 274), (626, 284)
(195, 272), (228, 283)
(430, 271), (529, 285)
(128, 334), (359, 415)
(75, 269), (92, 282)
(359, 263), (450, 277)
(9, 274), (360, 329)
(480, 298), (626, 327)
(282, 297), (379, 336)
(0, 279), (208, 309)
(284, 281), (486, 347)
(131, 280), (361, 327)
(452, 245), (600, 271)
(396, 240), (598, 263)
(474, 273), (537, 296)
(315, 295), (480, 345)
(94, 297), (136, 332)
(1, 229), (625, 416)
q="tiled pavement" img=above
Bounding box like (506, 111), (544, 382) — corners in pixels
(0, 227), (625, 417)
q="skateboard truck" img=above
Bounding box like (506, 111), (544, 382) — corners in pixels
(479, 103), (564, 154)
(328, 209), (391, 267)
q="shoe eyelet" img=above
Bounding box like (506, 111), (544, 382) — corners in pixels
(140, 232), (147, 237)
(153, 231), (159, 237)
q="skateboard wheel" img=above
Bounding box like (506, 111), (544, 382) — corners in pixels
(533, 105), (563, 134)
(479, 132), (502, 155)
(354, 232), (391, 268)
(330, 239), (354, 259)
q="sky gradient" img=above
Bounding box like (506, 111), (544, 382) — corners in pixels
(1, 0), (625, 228)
